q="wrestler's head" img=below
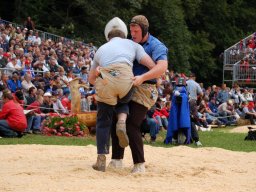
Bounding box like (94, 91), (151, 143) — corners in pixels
(130, 15), (149, 43)
(104, 17), (128, 41)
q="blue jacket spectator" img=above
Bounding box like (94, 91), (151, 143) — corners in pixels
(7, 72), (22, 93)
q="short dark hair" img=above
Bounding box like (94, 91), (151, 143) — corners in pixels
(108, 29), (126, 40)
(28, 87), (36, 94)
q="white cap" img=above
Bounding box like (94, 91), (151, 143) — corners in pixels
(160, 98), (167, 102)
(43, 92), (52, 97)
(104, 17), (128, 41)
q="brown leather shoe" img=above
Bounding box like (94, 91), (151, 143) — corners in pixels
(92, 155), (106, 172)
(116, 120), (129, 148)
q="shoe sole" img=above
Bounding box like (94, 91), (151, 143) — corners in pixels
(92, 164), (106, 172)
(116, 129), (129, 148)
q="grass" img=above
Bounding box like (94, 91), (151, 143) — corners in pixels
(152, 127), (256, 152)
(0, 127), (256, 152)
(0, 134), (96, 146)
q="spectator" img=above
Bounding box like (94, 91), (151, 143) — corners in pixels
(6, 55), (22, 76)
(61, 89), (71, 112)
(7, 71), (22, 93)
(217, 83), (230, 105)
(25, 86), (37, 105)
(240, 101), (256, 125)
(218, 99), (237, 125)
(22, 73), (35, 96)
(26, 95), (44, 134)
(51, 91), (68, 114)
(24, 17), (35, 31)
(0, 90), (27, 137)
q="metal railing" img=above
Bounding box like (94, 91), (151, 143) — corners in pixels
(233, 63), (256, 84)
(224, 34), (254, 65)
(0, 19), (86, 46)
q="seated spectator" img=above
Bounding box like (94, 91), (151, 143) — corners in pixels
(41, 92), (54, 114)
(240, 101), (256, 125)
(153, 98), (168, 130)
(21, 73), (35, 96)
(44, 77), (57, 93)
(61, 89), (71, 112)
(48, 57), (59, 72)
(12, 88), (24, 107)
(141, 106), (159, 143)
(216, 83), (230, 105)
(58, 67), (69, 91)
(0, 90), (27, 137)
(0, 73), (9, 90)
(7, 71), (22, 93)
(25, 87), (37, 105)
(6, 55), (22, 76)
(198, 98), (223, 126)
(51, 91), (68, 114)
(160, 101), (171, 118)
(218, 99), (237, 125)
(81, 93), (90, 112)
(21, 59), (34, 77)
(32, 31), (41, 45)
(25, 95), (44, 134)
(243, 88), (253, 102)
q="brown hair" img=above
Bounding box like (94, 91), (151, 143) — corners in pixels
(108, 29), (126, 40)
(3, 89), (13, 100)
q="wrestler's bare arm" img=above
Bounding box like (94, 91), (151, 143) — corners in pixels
(88, 69), (97, 85)
(133, 60), (167, 86)
(139, 54), (156, 69)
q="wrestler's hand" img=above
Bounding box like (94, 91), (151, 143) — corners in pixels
(95, 66), (100, 77)
(132, 75), (144, 86)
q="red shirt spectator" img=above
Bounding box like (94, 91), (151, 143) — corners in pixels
(27, 101), (42, 114)
(61, 96), (71, 111)
(0, 99), (27, 132)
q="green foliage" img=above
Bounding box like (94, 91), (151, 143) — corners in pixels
(3, 0), (256, 84)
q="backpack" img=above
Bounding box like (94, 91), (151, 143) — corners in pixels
(244, 127), (256, 141)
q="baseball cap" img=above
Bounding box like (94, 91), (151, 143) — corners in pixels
(43, 92), (52, 97)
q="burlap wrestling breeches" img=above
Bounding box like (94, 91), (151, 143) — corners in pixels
(95, 63), (133, 106)
(131, 83), (158, 109)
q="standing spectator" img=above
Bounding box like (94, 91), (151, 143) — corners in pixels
(24, 17), (35, 31)
(186, 73), (203, 146)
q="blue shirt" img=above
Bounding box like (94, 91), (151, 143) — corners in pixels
(186, 79), (202, 100)
(133, 34), (168, 77)
(7, 79), (22, 93)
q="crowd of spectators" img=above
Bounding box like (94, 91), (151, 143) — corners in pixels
(0, 18), (255, 141)
(0, 18), (97, 135)
(229, 33), (256, 81)
(143, 70), (256, 143)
